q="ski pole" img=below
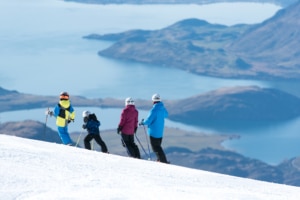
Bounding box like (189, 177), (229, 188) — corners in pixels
(76, 130), (84, 147)
(142, 125), (152, 160)
(44, 107), (49, 137)
(134, 133), (150, 160)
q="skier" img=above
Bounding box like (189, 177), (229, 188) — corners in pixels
(46, 92), (75, 145)
(140, 94), (169, 163)
(82, 110), (108, 153)
(117, 97), (141, 158)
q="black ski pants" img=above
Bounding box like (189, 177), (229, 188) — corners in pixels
(150, 136), (168, 163)
(84, 133), (108, 153)
(121, 134), (141, 158)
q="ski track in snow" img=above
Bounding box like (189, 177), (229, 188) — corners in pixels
(0, 134), (300, 200)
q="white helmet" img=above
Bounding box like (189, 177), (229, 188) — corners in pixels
(125, 97), (135, 105)
(82, 110), (91, 117)
(152, 93), (161, 102)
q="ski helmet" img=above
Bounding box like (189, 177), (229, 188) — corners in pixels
(60, 91), (69, 100)
(125, 97), (135, 105)
(82, 110), (91, 118)
(152, 93), (161, 102)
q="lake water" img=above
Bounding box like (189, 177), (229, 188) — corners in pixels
(1, 0), (300, 165)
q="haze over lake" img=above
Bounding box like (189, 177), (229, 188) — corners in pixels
(2, 0), (300, 165)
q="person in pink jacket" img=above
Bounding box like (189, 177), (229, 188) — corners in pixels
(117, 97), (141, 158)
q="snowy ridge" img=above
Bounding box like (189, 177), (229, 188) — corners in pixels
(1, 134), (299, 200)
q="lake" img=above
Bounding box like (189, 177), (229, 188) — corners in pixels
(0, 0), (284, 99)
(1, 0), (300, 165)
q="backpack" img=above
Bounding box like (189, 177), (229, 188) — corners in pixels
(87, 113), (101, 134)
(89, 113), (99, 122)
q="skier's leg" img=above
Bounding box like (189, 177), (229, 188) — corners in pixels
(94, 134), (108, 153)
(122, 134), (135, 157)
(57, 126), (72, 145)
(133, 143), (141, 158)
(128, 135), (140, 158)
(150, 136), (167, 163)
(84, 134), (93, 150)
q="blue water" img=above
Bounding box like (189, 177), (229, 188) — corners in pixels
(1, 0), (300, 165)
(0, 0), (282, 99)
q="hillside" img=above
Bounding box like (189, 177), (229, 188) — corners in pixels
(84, 1), (300, 80)
(168, 86), (300, 124)
(1, 134), (300, 199)
(228, 1), (300, 78)
(86, 19), (254, 79)
(0, 120), (61, 143)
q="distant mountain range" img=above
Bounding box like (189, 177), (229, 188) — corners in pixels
(64, 0), (297, 7)
(84, 1), (300, 80)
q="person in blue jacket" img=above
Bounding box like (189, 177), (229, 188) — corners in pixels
(46, 92), (75, 145)
(140, 94), (169, 163)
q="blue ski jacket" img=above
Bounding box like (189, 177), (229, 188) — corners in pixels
(143, 102), (168, 138)
(85, 119), (100, 134)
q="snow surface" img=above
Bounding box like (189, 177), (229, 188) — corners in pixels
(1, 134), (300, 200)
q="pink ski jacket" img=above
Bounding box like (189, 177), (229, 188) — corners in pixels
(118, 105), (138, 135)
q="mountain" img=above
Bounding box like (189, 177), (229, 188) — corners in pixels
(86, 19), (253, 79)
(228, 1), (300, 79)
(0, 120), (62, 143)
(1, 134), (300, 199)
(278, 157), (300, 186)
(84, 1), (300, 80)
(168, 86), (300, 124)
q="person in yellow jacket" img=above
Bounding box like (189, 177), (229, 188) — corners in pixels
(47, 92), (75, 145)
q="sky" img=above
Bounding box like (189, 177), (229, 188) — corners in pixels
(1, 134), (300, 200)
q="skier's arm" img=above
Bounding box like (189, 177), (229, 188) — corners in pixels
(143, 109), (155, 126)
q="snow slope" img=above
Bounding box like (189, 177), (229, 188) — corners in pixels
(1, 134), (299, 200)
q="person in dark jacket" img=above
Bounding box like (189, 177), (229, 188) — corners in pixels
(117, 97), (141, 158)
(140, 94), (169, 163)
(82, 110), (108, 153)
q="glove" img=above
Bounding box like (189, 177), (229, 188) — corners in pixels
(82, 124), (86, 129)
(134, 127), (137, 134)
(46, 110), (53, 116)
(117, 126), (122, 134)
(138, 119), (144, 126)
(83, 117), (88, 123)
